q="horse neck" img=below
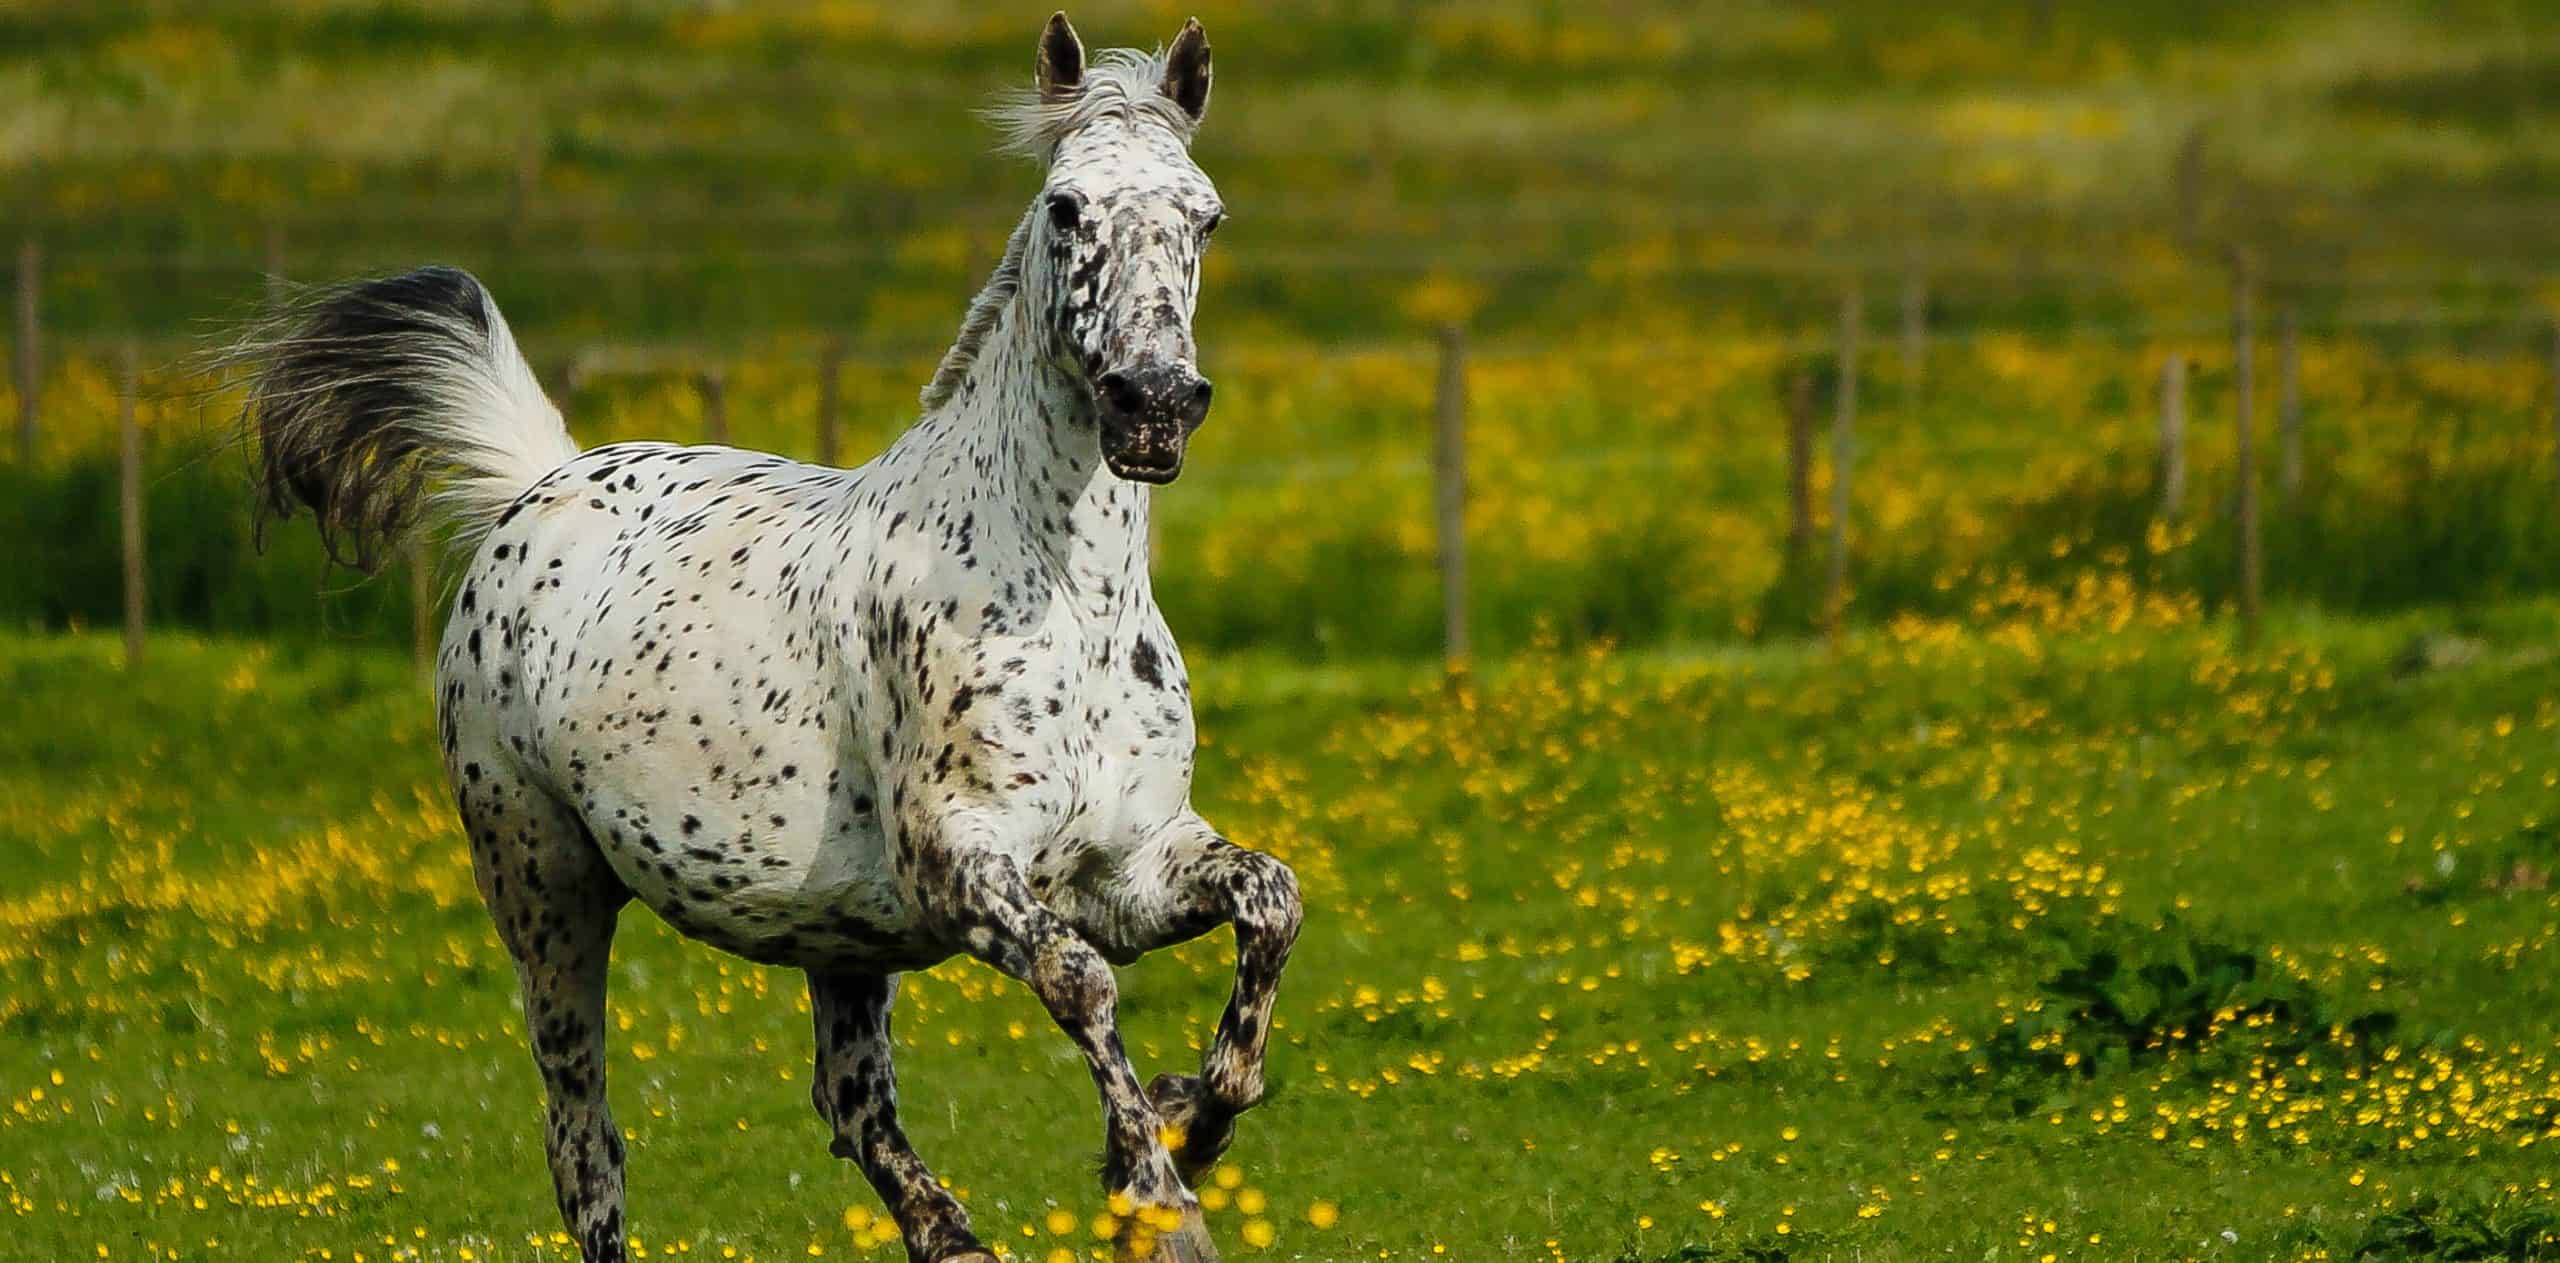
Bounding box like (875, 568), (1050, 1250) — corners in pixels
(923, 295), (1153, 601)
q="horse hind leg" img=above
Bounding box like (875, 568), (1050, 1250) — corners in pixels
(456, 762), (632, 1263)
(807, 970), (990, 1263)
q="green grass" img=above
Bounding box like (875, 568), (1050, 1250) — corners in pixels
(7, 596), (2560, 1261)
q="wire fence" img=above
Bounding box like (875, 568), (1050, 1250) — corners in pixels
(35, 233), (2560, 304)
(10, 227), (2560, 670)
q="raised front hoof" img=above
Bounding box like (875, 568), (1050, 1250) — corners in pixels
(1146, 1073), (1237, 1187)
(1117, 1204), (1219, 1263)
(917, 1234), (998, 1263)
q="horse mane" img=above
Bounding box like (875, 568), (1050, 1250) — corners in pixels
(920, 47), (1198, 411)
(920, 204), (1035, 410)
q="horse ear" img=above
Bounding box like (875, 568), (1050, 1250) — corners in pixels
(1037, 12), (1085, 101)
(1162, 17), (1211, 123)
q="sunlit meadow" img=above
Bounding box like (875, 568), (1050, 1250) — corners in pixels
(10, 2), (2560, 1261)
(11, 581), (2560, 1259)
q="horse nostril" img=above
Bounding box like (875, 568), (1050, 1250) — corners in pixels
(1182, 377), (1214, 429)
(1097, 371), (1144, 415)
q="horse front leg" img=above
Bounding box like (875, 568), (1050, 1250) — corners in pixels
(1081, 815), (1302, 1187)
(918, 843), (1211, 1262)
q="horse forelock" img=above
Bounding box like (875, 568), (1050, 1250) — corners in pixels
(986, 46), (1200, 164)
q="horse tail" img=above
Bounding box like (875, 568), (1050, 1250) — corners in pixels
(224, 266), (578, 573)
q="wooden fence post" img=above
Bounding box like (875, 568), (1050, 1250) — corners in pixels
(2158, 352), (2188, 518)
(1900, 271), (1926, 394)
(816, 336), (845, 468)
(1434, 324), (1469, 671)
(2277, 305), (2302, 508)
(119, 342), (145, 668)
(699, 368), (728, 445)
(2231, 256), (2262, 649)
(1826, 283), (1861, 649)
(15, 236), (36, 463)
(1784, 368), (1815, 561)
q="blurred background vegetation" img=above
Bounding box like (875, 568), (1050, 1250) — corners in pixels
(4, 0), (2559, 660)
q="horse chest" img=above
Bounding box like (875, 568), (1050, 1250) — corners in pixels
(891, 584), (1197, 857)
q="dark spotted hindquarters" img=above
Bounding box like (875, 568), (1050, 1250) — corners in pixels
(223, 265), (579, 573)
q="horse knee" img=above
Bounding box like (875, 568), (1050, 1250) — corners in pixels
(1236, 852), (1302, 953)
(1028, 927), (1118, 1026)
(934, 847), (1121, 1022)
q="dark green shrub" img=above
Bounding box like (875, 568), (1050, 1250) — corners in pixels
(1975, 915), (2399, 1087)
(2348, 1187), (2560, 1261)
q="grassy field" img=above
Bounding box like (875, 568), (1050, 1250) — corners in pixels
(7, 5), (2560, 1261)
(9, 585), (2560, 1261)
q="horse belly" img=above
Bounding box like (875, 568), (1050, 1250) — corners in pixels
(533, 642), (932, 969)
(581, 760), (935, 969)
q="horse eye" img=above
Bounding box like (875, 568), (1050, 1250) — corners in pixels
(1202, 210), (1225, 238)
(1046, 193), (1083, 232)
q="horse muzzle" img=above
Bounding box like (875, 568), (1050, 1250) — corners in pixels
(1096, 364), (1212, 485)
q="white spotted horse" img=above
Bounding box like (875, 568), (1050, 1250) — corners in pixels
(226, 15), (1298, 1262)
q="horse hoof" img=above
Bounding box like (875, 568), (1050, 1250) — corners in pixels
(1146, 1074), (1236, 1187)
(1123, 1205), (1219, 1263)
